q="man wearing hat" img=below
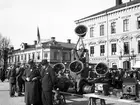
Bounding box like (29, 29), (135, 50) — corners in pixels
(40, 59), (56, 105)
(7, 64), (17, 97)
(16, 64), (25, 96)
(22, 59), (42, 105)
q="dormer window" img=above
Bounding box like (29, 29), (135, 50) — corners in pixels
(20, 43), (26, 50)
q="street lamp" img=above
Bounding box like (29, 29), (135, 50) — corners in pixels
(119, 48), (136, 70)
(130, 48), (136, 59)
(119, 49), (136, 60)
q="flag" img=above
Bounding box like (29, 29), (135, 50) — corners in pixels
(37, 27), (41, 43)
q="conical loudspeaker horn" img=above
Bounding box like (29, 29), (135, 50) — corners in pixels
(69, 60), (84, 74)
(75, 25), (87, 38)
(95, 62), (108, 76)
(53, 63), (66, 74)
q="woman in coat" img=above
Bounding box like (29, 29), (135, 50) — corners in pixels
(22, 60), (42, 105)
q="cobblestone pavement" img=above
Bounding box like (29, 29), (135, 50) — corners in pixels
(0, 81), (139, 105)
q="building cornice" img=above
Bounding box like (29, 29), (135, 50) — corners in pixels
(75, 1), (140, 24)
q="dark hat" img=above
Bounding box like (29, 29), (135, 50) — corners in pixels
(41, 59), (48, 66)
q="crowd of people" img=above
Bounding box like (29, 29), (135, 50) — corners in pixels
(7, 59), (56, 105)
(6, 57), (140, 105)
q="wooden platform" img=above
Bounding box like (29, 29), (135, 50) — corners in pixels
(83, 93), (140, 105)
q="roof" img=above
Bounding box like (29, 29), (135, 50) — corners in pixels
(42, 40), (75, 49)
(58, 42), (75, 49)
(26, 44), (35, 49)
(75, 0), (140, 22)
(12, 40), (75, 53)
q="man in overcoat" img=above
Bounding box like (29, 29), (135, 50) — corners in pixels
(7, 64), (17, 97)
(16, 64), (25, 96)
(22, 60), (42, 105)
(40, 59), (56, 105)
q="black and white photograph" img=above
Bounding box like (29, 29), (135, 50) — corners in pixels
(0, 0), (140, 105)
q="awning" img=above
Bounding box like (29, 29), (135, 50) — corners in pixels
(132, 61), (140, 68)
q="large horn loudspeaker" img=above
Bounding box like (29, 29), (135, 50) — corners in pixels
(75, 25), (87, 38)
(53, 63), (66, 74)
(95, 62), (108, 76)
(69, 60), (84, 74)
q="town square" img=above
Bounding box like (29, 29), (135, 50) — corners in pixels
(1, 0), (140, 105)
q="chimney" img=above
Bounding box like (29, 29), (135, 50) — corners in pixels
(51, 37), (55, 41)
(10, 47), (14, 50)
(67, 39), (71, 44)
(116, 0), (122, 6)
(24, 43), (28, 48)
(34, 40), (37, 45)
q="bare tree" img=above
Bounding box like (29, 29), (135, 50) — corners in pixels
(0, 36), (12, 64)
(0, 34), (12, 81)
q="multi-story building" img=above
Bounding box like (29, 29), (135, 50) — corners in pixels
(75, 0), (140, 70)
(8, 37), (75, 67)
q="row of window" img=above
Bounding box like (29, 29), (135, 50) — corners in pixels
(90, 16), (140, 37)
(53, 51), (71, 61)
(90, 41), (140, 56)
(9, 52), (41, 63)
(9, 51), (71, 63)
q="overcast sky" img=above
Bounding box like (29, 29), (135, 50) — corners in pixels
(0, 0), (116, 49)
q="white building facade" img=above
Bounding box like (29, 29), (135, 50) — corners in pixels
(8, 37), (75, 67)
(75, 0), (140, 70)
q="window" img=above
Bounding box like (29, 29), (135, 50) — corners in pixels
(24, 54), (26, 60)
(111, 22), (116, 34)
(32, 53), (35, 60)
(62, 52), (68, 61)
(124, 42), (129, 54)
(21, 54), (23, 60)
(137, 16), (140, 29)
(18, 55), (20, 62)
(100, 45), (105, 56)
(63, 52), (71, 61)
(44, 51), (48, 59)
(28, 53), (31, 60)
(123, 19), (129, 32)
(37, 52), (40, 60)
(90, 46), (94, 56)
(69, 52), (71, 60)
(15, 56), (16, 62)
(12, 56), (13, 62)
(100, 25), (104, 36)
(90, 27), (94, 37)
(138, 40), (140, 53)
(54, 52), (59, 60)
(111, 43), (116, 55)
